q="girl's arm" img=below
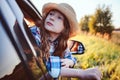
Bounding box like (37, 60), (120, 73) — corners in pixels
(60, 67), (102, 80)
(40, 67), (102, 80)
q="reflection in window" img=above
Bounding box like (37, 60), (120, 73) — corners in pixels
(0, 22), (21, 79)
(14, 19), (47, 79)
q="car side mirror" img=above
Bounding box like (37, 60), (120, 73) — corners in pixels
(68, 40), (85, 55)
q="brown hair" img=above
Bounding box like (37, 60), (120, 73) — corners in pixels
(41, 10), (70, 58)
(38, 18), (50, 60)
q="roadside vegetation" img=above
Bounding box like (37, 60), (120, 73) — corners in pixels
(71, 4), (120, 80)
(72, 33), (120, 80)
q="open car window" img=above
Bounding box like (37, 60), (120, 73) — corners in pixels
(15, 0), (48, 80)
(0, 0), (44, 79)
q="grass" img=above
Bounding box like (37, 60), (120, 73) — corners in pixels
(111, 31), (120, 45)
(71, 33), (120, 80)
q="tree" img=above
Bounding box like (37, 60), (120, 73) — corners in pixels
(88, 15), (96, 34)
(79, 15), (89, 32)
(93, 5), (114, 36)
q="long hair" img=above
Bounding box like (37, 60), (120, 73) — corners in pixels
(41, 10), (70, 59)
(39, 19), (50, 60)
(53, 17), (70, 58)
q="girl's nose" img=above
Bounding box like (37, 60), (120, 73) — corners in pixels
(50, 16), (55, 21)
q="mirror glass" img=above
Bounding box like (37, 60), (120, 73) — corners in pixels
(68, 40), (85, 54)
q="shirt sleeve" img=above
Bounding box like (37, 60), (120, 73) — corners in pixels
(29, 26), (41, 47)
(45, 56), (61, 78)
(64, 48), (77, 64)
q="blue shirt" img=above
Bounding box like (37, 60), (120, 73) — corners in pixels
(29, 26), (76, 78)
(30, 26), (77, 64)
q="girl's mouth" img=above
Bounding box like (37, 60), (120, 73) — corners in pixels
(47, 22), (53, 26)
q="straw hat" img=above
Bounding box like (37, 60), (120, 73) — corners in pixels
(42, 2), (80, 37)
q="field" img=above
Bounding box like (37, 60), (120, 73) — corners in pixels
(71, 33), (120, 80)
(111, 31), (120, 45)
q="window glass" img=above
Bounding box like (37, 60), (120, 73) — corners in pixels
(0, 21), (20, 79)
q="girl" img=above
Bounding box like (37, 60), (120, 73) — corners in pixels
(30, 2), (102, 80)
(40, 2), (102, 80)
(41, 2), (80, 68)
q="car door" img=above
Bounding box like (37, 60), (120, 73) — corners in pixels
(0, 0), (48, 80)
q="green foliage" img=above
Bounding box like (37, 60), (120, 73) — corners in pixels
(88, 15), (96, 34)
(94, 5), (114, 35)
(73, 33), (120, 80)
(79, 15), (89, 32)
(79, 4), (114, 36)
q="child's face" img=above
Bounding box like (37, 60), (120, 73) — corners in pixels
(44, 10), (65, 35)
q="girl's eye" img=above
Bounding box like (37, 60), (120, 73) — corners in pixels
(58, 16), (62, 19)
(58, 16), (64, 20)
(49, 12), (54, 16)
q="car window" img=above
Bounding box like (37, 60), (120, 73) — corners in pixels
(0, 0), (48, 80)
(15, 0), (48, 79)
(0, 17), (30, 80)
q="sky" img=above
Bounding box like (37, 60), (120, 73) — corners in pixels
(31, 0), (120, 28)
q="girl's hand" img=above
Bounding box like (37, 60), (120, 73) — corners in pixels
(61, 59), (74, 68)
(79, 67), (102, 80)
